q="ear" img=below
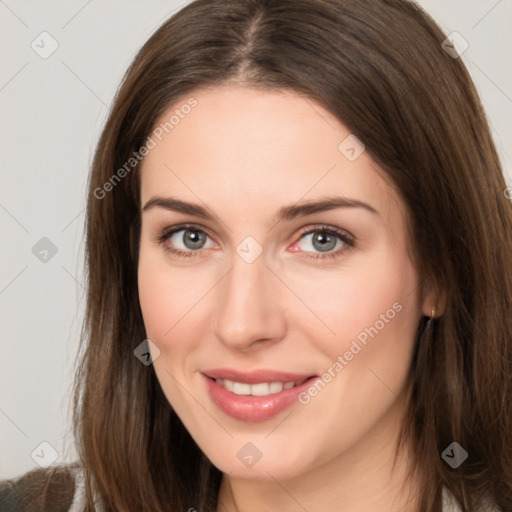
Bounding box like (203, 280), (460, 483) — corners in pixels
(421, 280), (447, 318)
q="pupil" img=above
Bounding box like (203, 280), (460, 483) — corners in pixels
(184, 230), (205, 249)
(313, 232), (336, 252)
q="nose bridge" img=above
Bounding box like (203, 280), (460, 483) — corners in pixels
(213, 246), (285, 349)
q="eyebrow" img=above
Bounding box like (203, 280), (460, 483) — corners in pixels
(142, 195), (380, 222)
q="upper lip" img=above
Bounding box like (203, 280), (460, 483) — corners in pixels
(202, 368), (317, 384)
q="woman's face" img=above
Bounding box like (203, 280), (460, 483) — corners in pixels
(137, 85), (431, 481)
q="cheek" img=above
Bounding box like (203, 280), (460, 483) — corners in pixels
(326, 257), (418, 398)
(137, 242), (204, 342)
(287, 253), (421, 423)
(291, 256), (420, 450)
(137, 259), (173, 341)
(285, 249), (419, 353)
(137, 248), (199, 405)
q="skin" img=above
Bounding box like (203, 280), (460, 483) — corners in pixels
(137, 85), (438, 512)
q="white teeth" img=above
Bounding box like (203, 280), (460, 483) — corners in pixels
(232, 382), (251, 395)
(269, 382), (284, 393)
(251, 383), (270, 396)
(216, 379), (305, 396)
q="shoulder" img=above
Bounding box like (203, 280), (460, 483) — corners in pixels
(0, 463), (82, 512)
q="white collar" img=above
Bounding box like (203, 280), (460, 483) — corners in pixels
(442, 486), (500, 511)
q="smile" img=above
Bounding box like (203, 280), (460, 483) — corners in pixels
(201, 369), (319, 422)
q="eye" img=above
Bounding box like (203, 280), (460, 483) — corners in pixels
(156, 224), (216, 258)
(155, 223), (355, 260)
(291, 225), (355, 260)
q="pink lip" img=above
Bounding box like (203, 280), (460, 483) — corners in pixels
(201, 369), (319, 422)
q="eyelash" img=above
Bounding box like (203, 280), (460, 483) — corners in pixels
(155, 223), (355, 261)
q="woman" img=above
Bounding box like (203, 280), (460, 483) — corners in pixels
(2, 0), (511, 510)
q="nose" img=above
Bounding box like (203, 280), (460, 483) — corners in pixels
(213, 249), (287, 351)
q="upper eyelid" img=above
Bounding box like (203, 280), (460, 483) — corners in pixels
(159, 222), (354, 246)
(161, 223), (217, 242)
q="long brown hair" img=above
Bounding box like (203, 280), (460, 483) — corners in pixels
(70, 0), (512, 510)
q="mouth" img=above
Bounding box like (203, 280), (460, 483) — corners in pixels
(201, 369), (319, 422)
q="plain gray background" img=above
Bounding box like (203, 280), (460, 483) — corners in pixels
(1, 0), (511, 479)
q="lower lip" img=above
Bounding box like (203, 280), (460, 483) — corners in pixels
(202, 373), (319, 422)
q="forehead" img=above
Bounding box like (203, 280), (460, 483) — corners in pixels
(139, 85), (400, 228)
